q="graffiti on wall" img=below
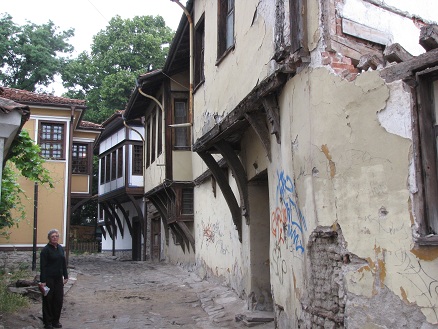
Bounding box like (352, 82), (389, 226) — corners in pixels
(271, 170), (307, 254)
(271, 240), (287, 284)
(201, 221), (229, 255)
(394, 249), (438, 322)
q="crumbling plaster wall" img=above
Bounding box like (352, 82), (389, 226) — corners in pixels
(192, 0), (278, 140)
(270, 66), (438, 327)
(194, 175), (247, 295)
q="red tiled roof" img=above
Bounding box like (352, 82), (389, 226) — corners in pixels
(0, 87), (86, 107)
(79, 120), (102, 129)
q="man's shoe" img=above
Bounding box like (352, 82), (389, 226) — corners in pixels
(52, 323), (62, 328)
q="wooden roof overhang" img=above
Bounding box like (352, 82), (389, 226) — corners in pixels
(192, 70), (288, 242)
(0, 97), (30, 166)
(124, 1), (191, 122)
(124, 70), (165, 121)
(145, 180), (195, 253)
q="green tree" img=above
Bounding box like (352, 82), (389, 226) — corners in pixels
(0, 13), (74, 91)
(62, 15), (173, 123)
(0, 130), (54, 236)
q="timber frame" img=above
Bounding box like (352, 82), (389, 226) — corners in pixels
(193, 70), (289, 242)
(145, 181), (195, 252)
(380, 26), (438, 246)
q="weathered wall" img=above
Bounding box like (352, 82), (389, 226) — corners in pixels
(270, 67), (438, 327)
(164, 222), (195, 268)
(189, 0), (438, 327)
(172, 151), (192, 181)
(194, 177), (246, 295)
(192, 0), (277, 140)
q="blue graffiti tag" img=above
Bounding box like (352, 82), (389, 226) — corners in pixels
(272, 170), (307, 253)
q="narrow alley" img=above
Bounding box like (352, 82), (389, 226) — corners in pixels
(2, 254), (275, 329)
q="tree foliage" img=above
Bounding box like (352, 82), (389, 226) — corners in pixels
(0, 13), (74, 91)
(62, 15), (173, 123)
(0, 130), (54, 235)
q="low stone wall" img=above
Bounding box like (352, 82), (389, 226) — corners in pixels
(0, 250), (36, 274)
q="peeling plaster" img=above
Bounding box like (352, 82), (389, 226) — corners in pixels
(410, 247), (438, 262)
(378, 80), (412, 140)
(321, 144), (337, 178)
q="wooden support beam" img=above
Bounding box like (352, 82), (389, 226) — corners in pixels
(193, 72), (287, 153)
(113, 200), (133, 236)
(383, 43), (414, 63)
(101, 203), (116, 240)
(71, 197), (89, 213)
(173, 223), (190, 252)
(380, 48), (438, 83)
(244, 112), (271, 161)
(262, 94), (281, 144)
(357, 53), (384, 71)
(215, 140), (249, 222)
(169, 223), (185, 253)
(99, 224), (107, 240)
(176, 221), (195, 252)
(127, 194), (144, 238)
(148, 196), (167, 222)
(198, 151), (242, 242)
(148, 194), (170, 245)
(420, 24), (438, 51)
(106, 201), (125, 238)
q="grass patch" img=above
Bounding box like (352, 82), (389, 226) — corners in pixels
(0, 268), (31, 313)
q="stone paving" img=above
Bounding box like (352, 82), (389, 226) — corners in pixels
(1, 253), (275, 329)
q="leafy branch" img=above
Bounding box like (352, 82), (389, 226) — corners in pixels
(0, 130), (54, 236)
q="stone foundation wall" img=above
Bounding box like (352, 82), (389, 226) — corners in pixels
(0, 251), (35, 273)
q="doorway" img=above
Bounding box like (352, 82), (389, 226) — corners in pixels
(248, 171), (272, 311)
(151, 217), (161, 261)
(132, 217), (141, 261)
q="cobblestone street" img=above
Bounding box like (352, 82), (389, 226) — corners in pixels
(1, 254), (275, 329)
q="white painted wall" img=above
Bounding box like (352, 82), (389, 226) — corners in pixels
(100, 201), (143, 252)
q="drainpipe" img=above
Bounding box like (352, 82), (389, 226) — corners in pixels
(65, 106), (75, 265)
(32, 182), (38, 271)
(170, 0), (194, 133)
(137, 88), (166, 168)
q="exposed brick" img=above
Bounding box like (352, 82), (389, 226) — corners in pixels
(322, 57), (331, 65)
(341, 57), (352, 65)
(330, 62), (353, 70)
(300, 226), (347, 328)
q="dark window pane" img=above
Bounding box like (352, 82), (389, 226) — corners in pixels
(72, 144), (88, 174)
(40, 123), (65, 159)
(174, 100), (189, 148)
(117, 148), (123, 178)
(133, 145), (143, 175)
(181, 188), (194, 215)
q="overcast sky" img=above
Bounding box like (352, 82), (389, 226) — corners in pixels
(1, 0), (186, 55)
(1, 0), (187, 94)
